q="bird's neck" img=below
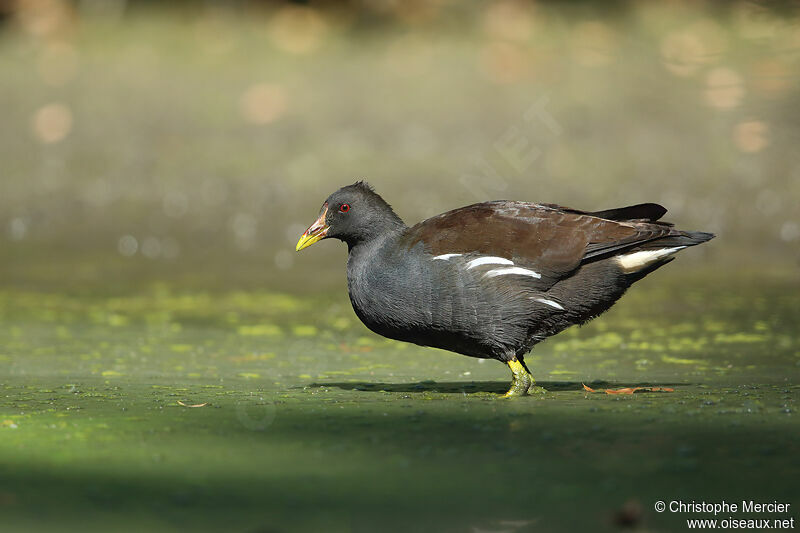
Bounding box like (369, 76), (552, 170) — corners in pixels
(345, 212), (407, 253)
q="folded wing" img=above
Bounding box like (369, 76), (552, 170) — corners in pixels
(401, 201), (688, 290)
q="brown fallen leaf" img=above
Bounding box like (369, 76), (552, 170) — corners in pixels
(177, 400), (209, 407)
(583, 383), (675, 395)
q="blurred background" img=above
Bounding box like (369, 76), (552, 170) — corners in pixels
(2, 3), (799, 532)
(2, 0), (799, 293)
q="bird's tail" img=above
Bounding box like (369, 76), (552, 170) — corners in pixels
(616, 230), (714, 277)
(635, 230), (715, 251)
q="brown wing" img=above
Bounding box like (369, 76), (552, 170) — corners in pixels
(401, 201), (674, 286)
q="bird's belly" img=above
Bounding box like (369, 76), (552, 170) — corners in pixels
(347, 274), (501, 359)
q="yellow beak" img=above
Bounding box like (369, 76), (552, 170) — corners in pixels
(296, 206), (329, 252)
(296, 232), (325, 251)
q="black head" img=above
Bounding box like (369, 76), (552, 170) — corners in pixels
(296, 181), (405, 251)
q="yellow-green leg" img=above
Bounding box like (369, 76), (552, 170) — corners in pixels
(502, 359), (534, 397)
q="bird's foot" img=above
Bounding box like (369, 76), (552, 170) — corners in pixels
(502, 360), (534, 398)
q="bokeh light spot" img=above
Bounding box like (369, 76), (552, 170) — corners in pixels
(479, 41), (527, 84)
(751, 59), (792, 97)
(661, 21), (725, 77)
(705, 67), (744, 110)
(733, 120), (769, 153)
(780, 222), (800, 242)
(392, 0), (443, 25)
(240, 83), (288, 125)
(31, 103), (73, 144)
(661, 32), (705, 76)
(117, 235), (138, 257)
(15, 0), (73, 38)
(9, 218), (29, 241)
(734, 2), (782, 42)
(268, 6), (327, 55)
(141, 237), (163, 259)
(572, 21), (618, 67)
(483, 0), (534, 43)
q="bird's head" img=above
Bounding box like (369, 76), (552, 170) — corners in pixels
(295, 181), (405, 252)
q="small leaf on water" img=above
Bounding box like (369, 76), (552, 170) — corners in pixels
(177, 401), (208, 408)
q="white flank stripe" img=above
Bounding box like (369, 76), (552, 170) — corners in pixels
(534, 298), (564, 310)
(432, 253), (462, 261)
(484, 267), (542, 279)
(616, 247), (686, 273)
(466, 256), (514, 269)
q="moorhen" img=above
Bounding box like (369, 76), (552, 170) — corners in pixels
(296, 182), (713, 397)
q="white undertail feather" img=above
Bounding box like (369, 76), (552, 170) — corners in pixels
(484, 267), (542, 279)
(534, 297), (564, 310)
(616, 247), (686, 274)
(466, 256), (514, 269)
(432, 253), (462, 260)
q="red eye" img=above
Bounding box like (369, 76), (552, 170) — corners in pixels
(339, 203), (350, 213)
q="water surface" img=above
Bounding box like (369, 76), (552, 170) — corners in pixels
(1, 269), (797, 532)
